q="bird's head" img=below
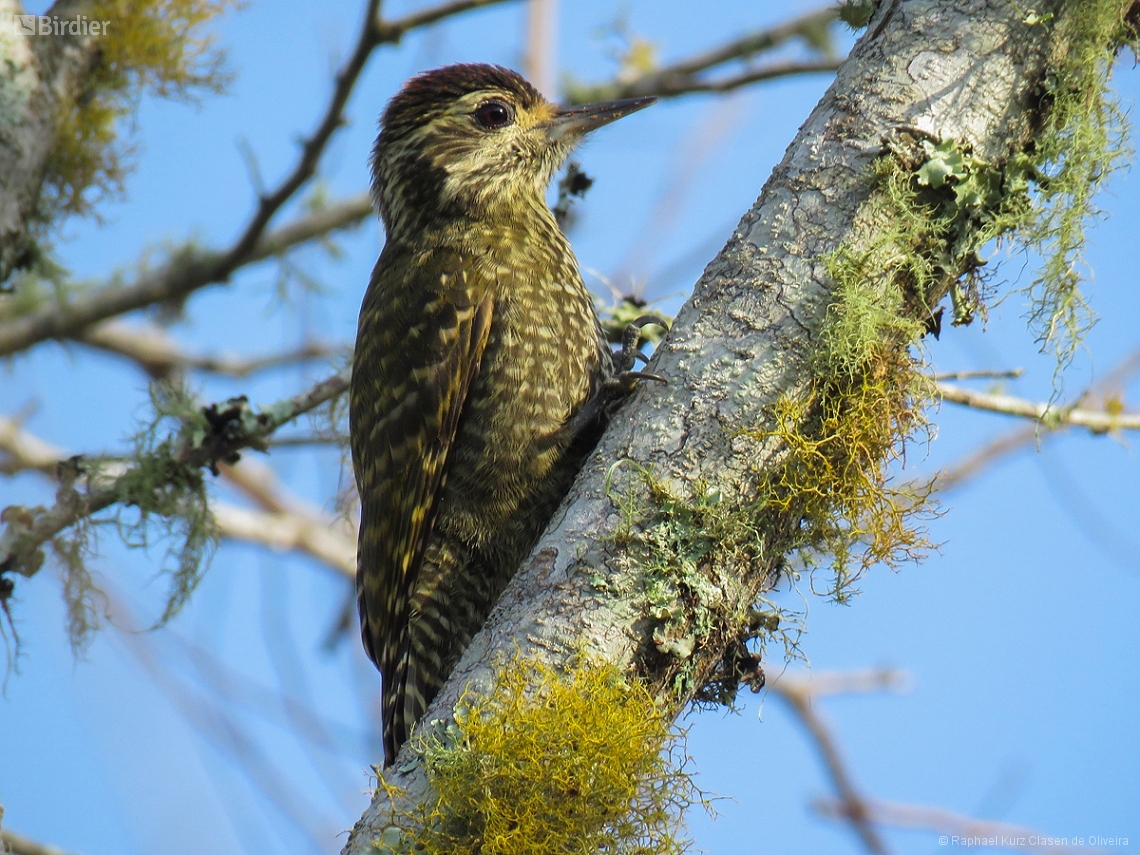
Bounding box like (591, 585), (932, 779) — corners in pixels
(371, 63), (654, 242)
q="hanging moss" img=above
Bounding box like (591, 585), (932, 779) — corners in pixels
(757, 0), (1140, 594)
(1022, 0), (1138, 377)
(44, 381), (219, 653)
(375, 656), (704, 855)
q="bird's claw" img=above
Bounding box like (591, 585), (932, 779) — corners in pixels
(603, 370), (666, 395)
(614, 314), (669, 375)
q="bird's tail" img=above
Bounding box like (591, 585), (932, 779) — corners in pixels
(381, 535), (500, 766)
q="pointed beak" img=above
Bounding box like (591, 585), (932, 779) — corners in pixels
(546, 96), (656, 143)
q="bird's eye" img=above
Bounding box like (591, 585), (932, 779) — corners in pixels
(473, 99), (514, 130)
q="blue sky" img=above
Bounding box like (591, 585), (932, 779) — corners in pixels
(1, 2), (1138, 854)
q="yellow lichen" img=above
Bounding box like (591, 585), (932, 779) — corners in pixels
(750, 235), (937, 601)
(377, 656), (702, 855)
(41, 0), (238, 220)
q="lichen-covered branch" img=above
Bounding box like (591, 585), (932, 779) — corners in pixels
(0, 415), (356, 576)
(344, 1), (1135, 849)
(0, 367), (349, 580)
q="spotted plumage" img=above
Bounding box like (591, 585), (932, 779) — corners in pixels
(350, 63), (654, 766)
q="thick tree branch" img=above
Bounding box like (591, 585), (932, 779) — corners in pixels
(345, 1), (1064, 847)
(646, 58), (845, 97)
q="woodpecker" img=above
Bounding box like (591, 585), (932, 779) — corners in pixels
(350, 63), (655, 766)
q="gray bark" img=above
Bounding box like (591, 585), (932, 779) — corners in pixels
(343, 0), (1059, 848)
(0, 0), (100, 283)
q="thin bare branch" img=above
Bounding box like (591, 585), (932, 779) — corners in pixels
(266, 434), (348, 449)
(775, 669), (1099, 853)
(238, 192), (374, 258)
(814, 797), (1107, 853)
(649, 58), (844, 97)
(217, 459), (356, 578)
(374, 0), (518, 41)
(771, 672), (898, 855)
(769, 667), (911, 698)
(641, 5), (838, 81)
(79, 319), (346, 379)
(212, 0), (381, 278)
(0, 193), (372, 358)
(0, 417), (63, 475)
(933, 423), (1039, 493)
(936, 381), (1140, 433)
(0, 369), (350, 577)
(934, 368), (1025, 382)
(929, 345), (1140, 492)
(567, 5), (841, 103)
(100, 589), (344, 848)
(211, 503), (356, 579)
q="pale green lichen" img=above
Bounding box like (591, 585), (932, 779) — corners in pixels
(1021, 0), (1137, 377)
(52, 381), (218, 652)
(603, 462), (801, 707)
(119, 383), (216, 619)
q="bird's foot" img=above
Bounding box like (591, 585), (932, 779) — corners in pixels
(604, 314), (668, 406)
(564, 316), (669, 441)
(612, 314), (670, 375)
